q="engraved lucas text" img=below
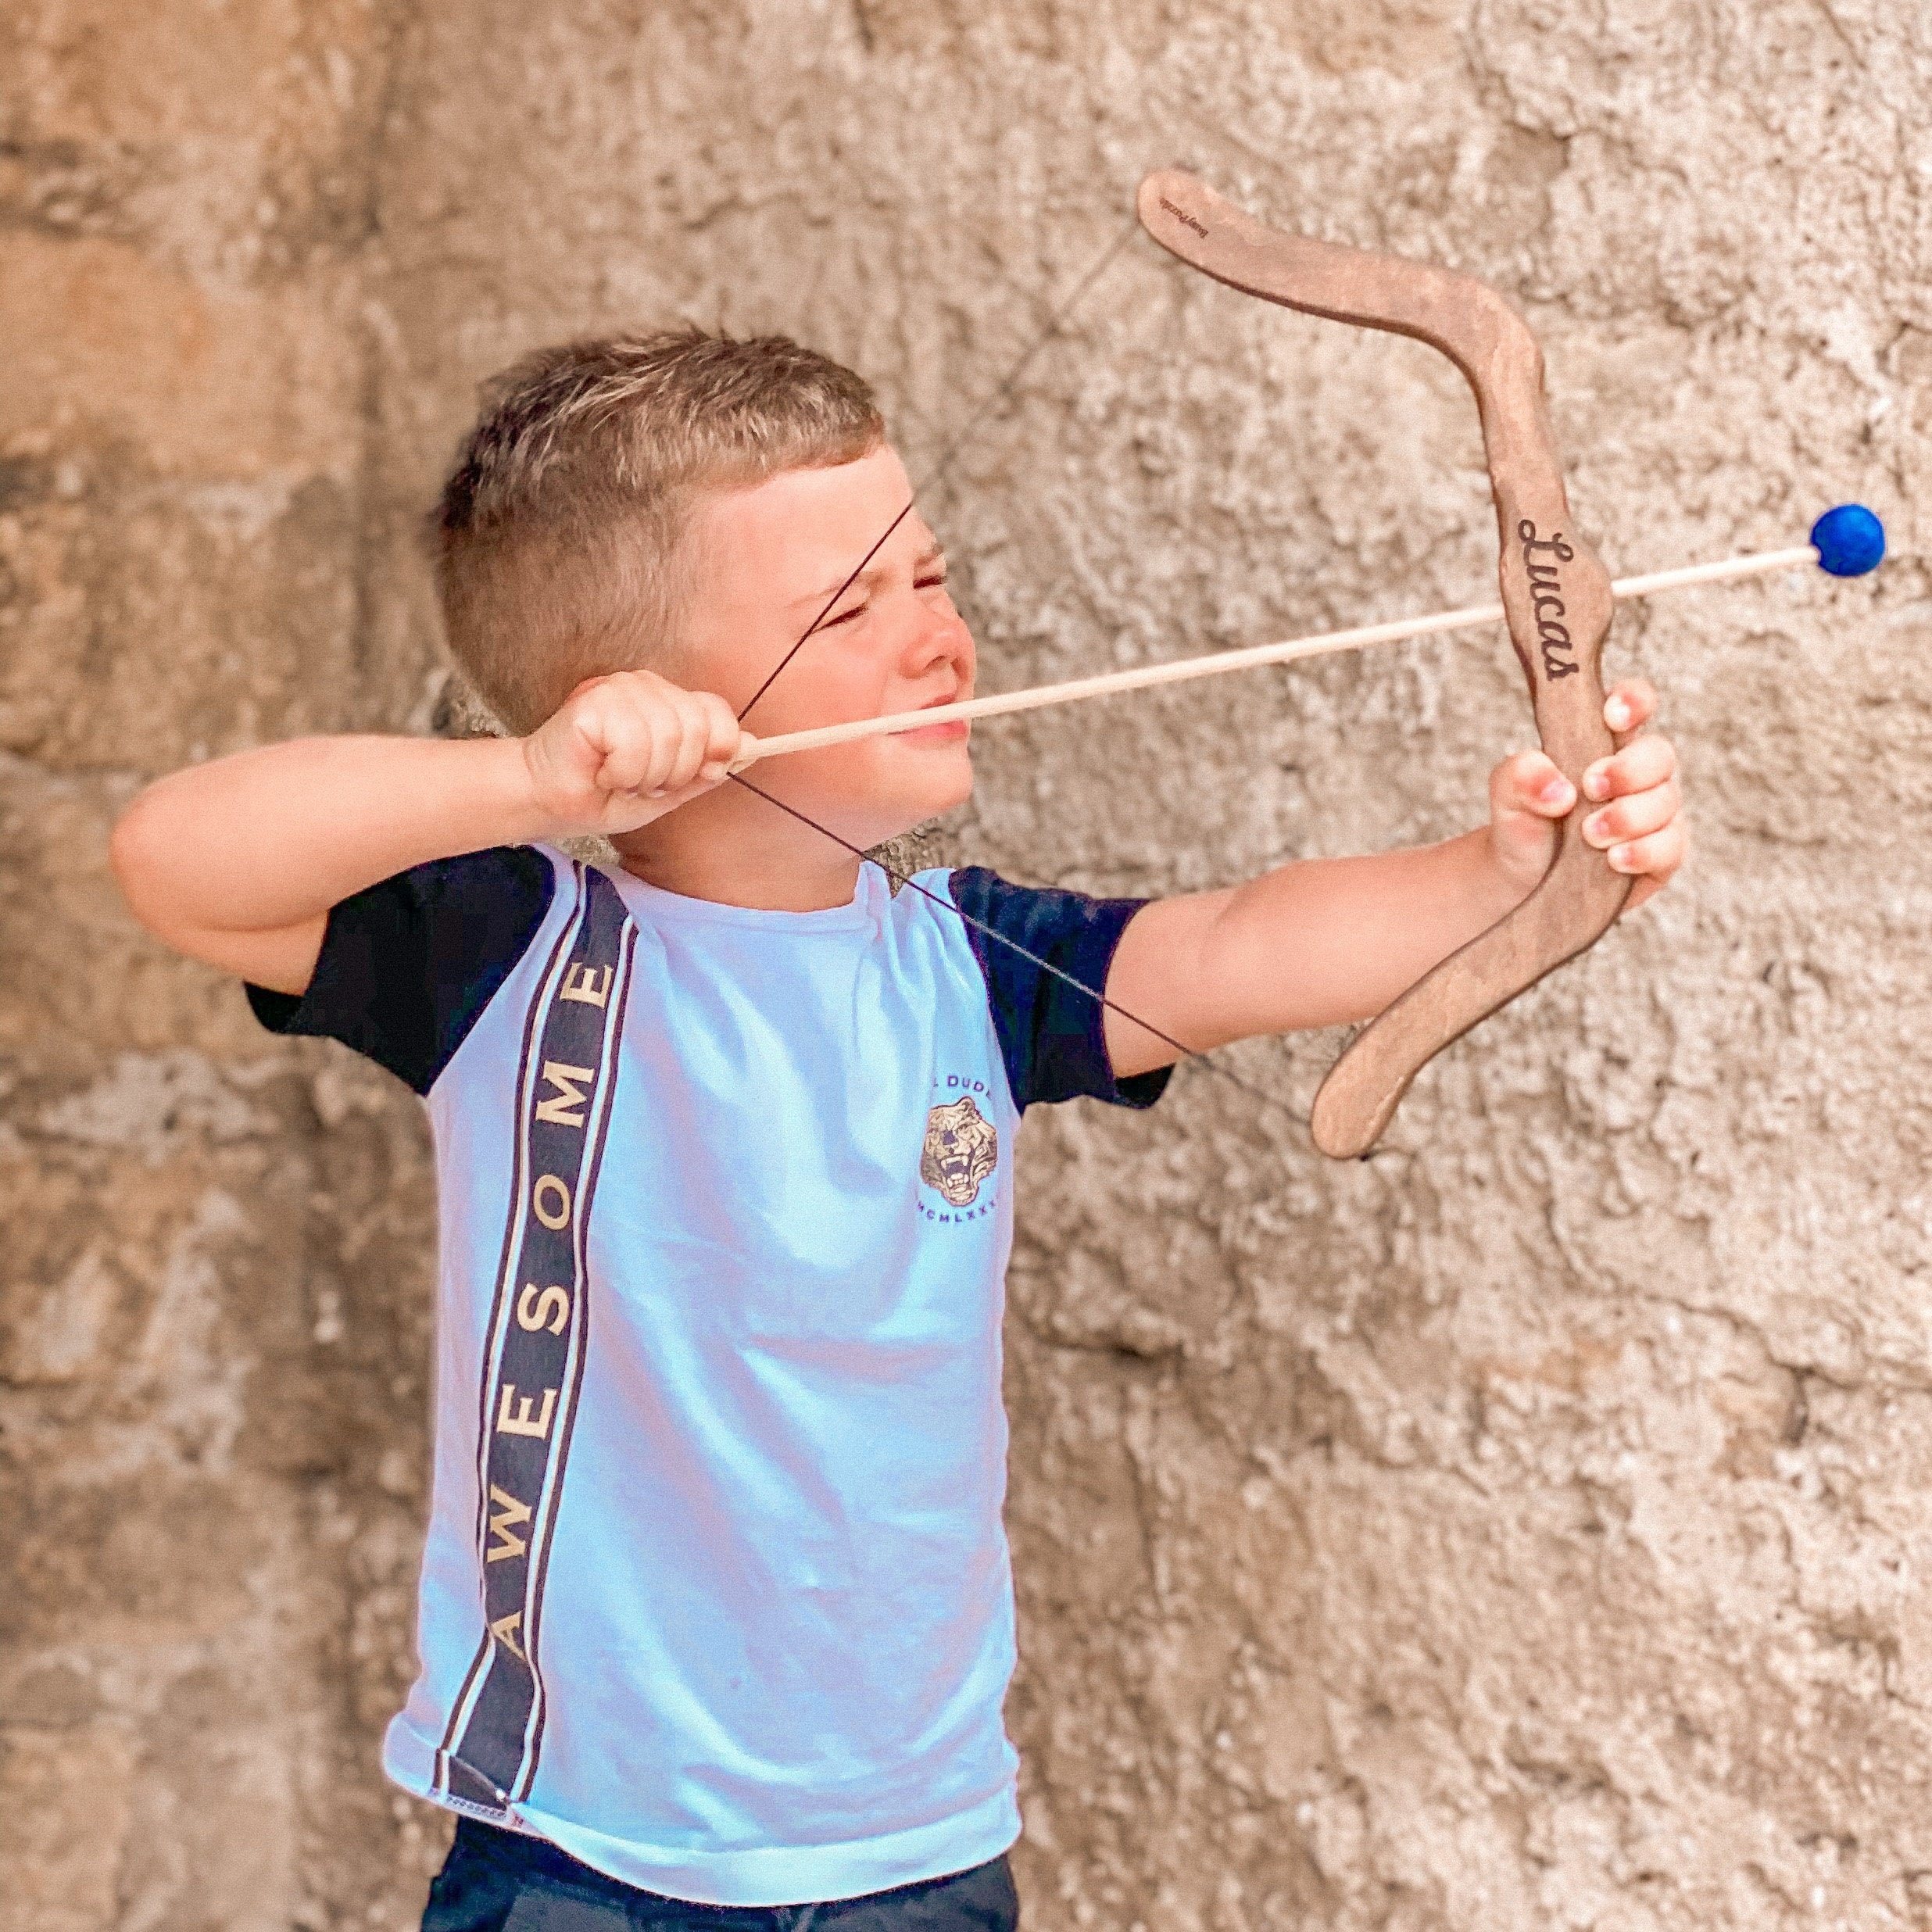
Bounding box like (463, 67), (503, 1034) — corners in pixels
(1516, 520), (1582, 682)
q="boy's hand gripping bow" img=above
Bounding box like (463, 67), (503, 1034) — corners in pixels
(1137, 170), (1633, 1159)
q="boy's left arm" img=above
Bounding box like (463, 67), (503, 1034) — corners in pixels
(1104, 680), (1684, 1079)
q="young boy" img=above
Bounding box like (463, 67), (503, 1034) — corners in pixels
(109, 331), (1683, 1930)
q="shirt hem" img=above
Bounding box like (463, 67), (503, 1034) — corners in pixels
(382, 1721), (1021, 1908)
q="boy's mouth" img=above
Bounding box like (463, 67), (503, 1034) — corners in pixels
(896, 692), (970, 745)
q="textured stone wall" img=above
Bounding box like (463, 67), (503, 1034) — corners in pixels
(6, 2), (1931, 1927)
(2, 5), (448, 1926)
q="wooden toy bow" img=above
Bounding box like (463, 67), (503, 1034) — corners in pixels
(1135, 170), (1633, 1157)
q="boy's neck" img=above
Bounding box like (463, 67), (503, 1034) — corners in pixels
(615, 844), (867, 914)
(610, 789), (871, 913)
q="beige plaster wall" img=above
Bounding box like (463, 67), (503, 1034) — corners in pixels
(2, 4), (448, 1927)
(6, 2), (1932, 1927)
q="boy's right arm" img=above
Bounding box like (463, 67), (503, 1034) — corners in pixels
(109, 671), (744, 994)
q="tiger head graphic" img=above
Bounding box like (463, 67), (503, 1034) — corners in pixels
(920, 1095), (999, 1208)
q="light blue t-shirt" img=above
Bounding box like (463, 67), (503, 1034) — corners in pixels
(248, 845), (1165, 1905)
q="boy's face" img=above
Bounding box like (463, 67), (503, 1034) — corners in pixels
(678, 445), (975, 847)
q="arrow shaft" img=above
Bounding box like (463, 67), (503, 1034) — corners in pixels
(731, 543), (1816, 767)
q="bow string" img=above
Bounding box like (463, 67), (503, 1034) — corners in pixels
(728, 207), (1322, 1137)
(731, 172), (1636, 1155)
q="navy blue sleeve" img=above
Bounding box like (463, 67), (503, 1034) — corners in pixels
(946, 867), (1174, 1113)
(244, 846), (557, 1096)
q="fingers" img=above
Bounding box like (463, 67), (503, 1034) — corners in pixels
(1597, 796), (1687, 905)
(579, 674), (743, 800)
(675, 690), (746, 791)
(1582, 724), (1675, 806)
(1580, 712), (1684, 884)
(1490, 747), (1576, 822)
(1576, 684), (1683, 885)
(1491, 703), (1687, 898)
(1605, 823), (1687, 893)
(1602, 678), (1657, 741)
(1583, 770), (1680, 847)
(521, 670), (748, 837)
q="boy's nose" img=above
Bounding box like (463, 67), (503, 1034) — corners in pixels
(903, 602), (971, 677)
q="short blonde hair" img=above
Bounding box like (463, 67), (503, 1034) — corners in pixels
(431, 328), (884, 733)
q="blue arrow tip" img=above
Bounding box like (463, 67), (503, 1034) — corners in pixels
(1811, 503), (1885, 577)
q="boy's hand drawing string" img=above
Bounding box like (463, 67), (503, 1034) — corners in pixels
(728, 171), (1885, 1157)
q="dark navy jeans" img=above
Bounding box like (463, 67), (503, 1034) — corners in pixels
(422, 1817), (1020, 1932)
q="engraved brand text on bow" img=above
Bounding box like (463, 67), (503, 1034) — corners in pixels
(1158, 196), (1209, 239)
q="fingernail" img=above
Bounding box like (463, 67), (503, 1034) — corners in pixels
(1606, 698), (1631, 729)
(1541, 776), (1575, 807)
(1584, 767), (1609, 800)
(1586, 811), (1611, 843)
(1608, 843), (1634, 871)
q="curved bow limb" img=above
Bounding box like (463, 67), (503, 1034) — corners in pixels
(1137, 168), (1632, 1158)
